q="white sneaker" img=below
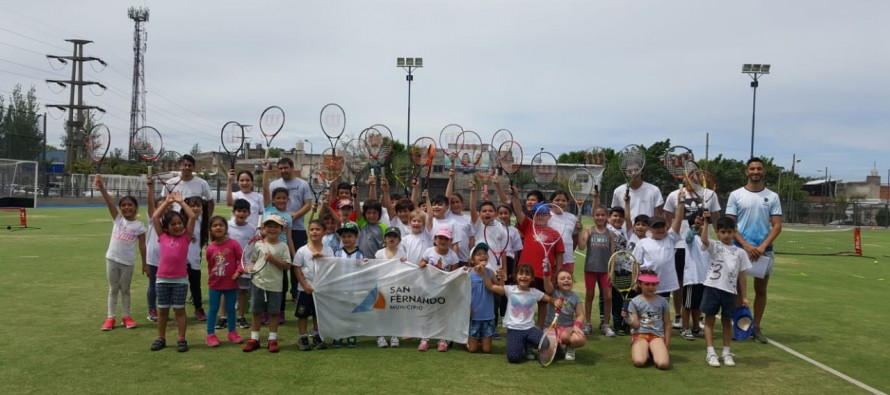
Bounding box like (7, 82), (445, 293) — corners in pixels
(722, 353), (736, 367)
(681, 329), (695, 341)
(601, 324), (616, 337)
(706, 353), (721, 367)
(672, 315), (682, 330)
(525, 345), (536, 360)
(582, 322), (592, 335)
(565, 347), (576, 361)
(390, 336), (400, 348)
(377, 336), (388, 348)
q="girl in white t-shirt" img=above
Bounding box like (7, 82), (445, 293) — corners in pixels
(226, 169), (263, 229)
(402, 209), (432, 265)
(549, 190), (580, 273)
(97, 175), (147, 331)
(476, 263), (562, 363)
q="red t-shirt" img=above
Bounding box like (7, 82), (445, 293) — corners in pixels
(329, 200), (358, 221)
(517, 217), (565, 278)
(206, 238), (243, 290)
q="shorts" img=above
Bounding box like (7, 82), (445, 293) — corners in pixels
(674, 248), (685, 284)
(294, 291), (316, 319)
(250, 284), (283, 314)
(700, 286), (736, 316)
(631, 332), (663, 345)
(657, 292), (671, 299)
(469, 319), (497, 339)
(562, 262), (574, 274)
(683, 284), (705, 310)
(156, 283), (188, 309)
(584, 272), (611, 291)
(239, 277), (252, 290)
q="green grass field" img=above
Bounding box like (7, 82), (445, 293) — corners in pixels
(1, 207), (888, 394)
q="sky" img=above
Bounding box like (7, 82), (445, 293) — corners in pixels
(1, 0), (889, 182)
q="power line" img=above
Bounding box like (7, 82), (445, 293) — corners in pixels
(0, 40), (46, 56)
(0, 27), (70, 52)
(0, 58), (67, 78)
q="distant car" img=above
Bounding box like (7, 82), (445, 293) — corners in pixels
(828, 219), (854, 226)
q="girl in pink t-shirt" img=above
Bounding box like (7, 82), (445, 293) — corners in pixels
(204, 216), (244, 347)
(150, 192), (196, 352)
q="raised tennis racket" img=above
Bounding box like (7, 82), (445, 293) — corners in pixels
(220, 121), (243, 170)
(389, 150), (414, 196)
(134, 125), (163, 162)
(567, 168), (595, 216)
(532, 203), (566, 269)
(497, 140), (523, 187)
(537, 299), (564, 367)
(318, 147), (345, 191)
(364, 124), (393, 177)
(663, 145), (693, 183)
(490, 128), (513, 169)
(684, 160), (717, 215)
(457, 130), (483, 174)
(320, 103), (346, 153)
(608, 250), (641, 311)
(585, 146), (606, 197)
(618, 144), (645, 198)
(531, 150), (558, 188)
(86, 124), (111, 174)
(259, 106), (285, 160)
(483, 220), (509, 269)
(343, 138), (369, 187)
(439, 123), (464, 171)
(411, 137), (436, 190)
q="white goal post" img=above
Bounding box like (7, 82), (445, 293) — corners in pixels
(0, 158), (39, 208)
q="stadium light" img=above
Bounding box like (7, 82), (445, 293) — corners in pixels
(742, 63), (771, 159)
(397, 57), (423, 146)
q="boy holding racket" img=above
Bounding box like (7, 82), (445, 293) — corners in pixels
(631, 191), (685, 307)
(699, 213), (751, 367)
(242, 214), (292, 353)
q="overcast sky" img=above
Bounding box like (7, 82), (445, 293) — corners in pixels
(2, 0), (888, 182)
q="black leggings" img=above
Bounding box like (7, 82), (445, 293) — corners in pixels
(187, 266), (202, 310)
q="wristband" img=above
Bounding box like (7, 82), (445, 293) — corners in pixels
(573, 320), (583, 328)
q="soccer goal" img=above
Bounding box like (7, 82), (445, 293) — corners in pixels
(774, 225), (862, 256)
(0, 158), (39, 208)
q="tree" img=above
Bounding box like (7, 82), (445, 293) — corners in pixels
(557, 150), (588, 164)
(0, 84), (42, 161)
(190, 143), (201, 157)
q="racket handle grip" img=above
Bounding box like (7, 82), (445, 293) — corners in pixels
(371, 168), (376, 178)
(147, 166), (152, 178)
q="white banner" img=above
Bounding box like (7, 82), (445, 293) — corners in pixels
(313, 258), (470, 343)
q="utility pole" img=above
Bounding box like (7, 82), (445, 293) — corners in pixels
(128, 7), (149, 161)
(46, 39), (106, 178)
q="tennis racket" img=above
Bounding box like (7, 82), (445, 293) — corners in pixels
(457, 130), (483, 174)
(567, 168), (595, 216)
(585, 146), (606, 197)
(86, 124), (111, 174)
(531, 150), (558, 188)
(411, 137), (437, 190)
(343, 138), (369, 187)
(364, 124), (393, 177)
(483, 220), (509, 269)
(318, 147), (345, 191)
(308, 164), (329, 206)
(537, 298), (564, 367)
(663, 145), (693, 183)
(497, 140), (523, 187)
(134, 125), (163, 162)
(240, 232), (264, 275)
(618, 144), (645, 198)
(475, 150), (497, 183)
(490, 128), (513, 170)
(389, 150), (414, 196)
(439, 123), (464, 171)
(608, 250), (641, 311)
(259, 106), (285, 160)
(320, 103), (346, 153)
(220, 121), (244, 170)
(532, 203), (566, 269)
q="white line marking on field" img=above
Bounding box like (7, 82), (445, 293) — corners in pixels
(769, 338), (887, 395)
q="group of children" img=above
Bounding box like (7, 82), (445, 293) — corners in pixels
(97, 158), (752, 368)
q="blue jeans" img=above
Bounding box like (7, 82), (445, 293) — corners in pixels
(146, 264), (158, 311)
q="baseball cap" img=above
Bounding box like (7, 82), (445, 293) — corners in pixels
(336, 221), (359, 235)
(434, 226), (453, 239)
(637, 273), (660, 283)
(384, 227), (401, 238)
(471, 242), (489, 255)
(263, 214), (286, 227)
(337, 199), (354, 209)
(648, 216), (667, 227)
(533, 202), (551, 215)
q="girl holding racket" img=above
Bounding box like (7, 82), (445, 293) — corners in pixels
(475, 263), (562, 363)
(150, 192), (197, 352)
(204, 216), (244, 347)
(544, 269), (587, 361)
(549, 190), (581, 274)
(226, 170), (263, 229)
(577, 205), (616, 337)
(623, 269), (672, 370)
(96, 175), (147, 331)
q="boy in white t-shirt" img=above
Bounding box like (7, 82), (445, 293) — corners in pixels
(631, 191), (685, 301)
(700, 213), (751, 368)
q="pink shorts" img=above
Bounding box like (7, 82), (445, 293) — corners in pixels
(584, 272), (611, 291)
(562, 262), (574, 274)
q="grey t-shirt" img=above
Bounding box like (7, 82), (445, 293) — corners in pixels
(546, 289), (581, 327)
(627, 295), (671, 337)
(583, 228), (612, 273)
(358, 222), (384, 260)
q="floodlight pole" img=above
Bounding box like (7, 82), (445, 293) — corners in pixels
(397, 57), (423, 146)
(742, 64), (770, 159)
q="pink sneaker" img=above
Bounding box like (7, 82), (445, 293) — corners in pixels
(227, 331), (244, 344)
(101, 317), (115, 331)
(437, 340), (448, 352)
(206, 334), (221, 347)
(121, 316), (138, 329)
(417, 339), (429, 351)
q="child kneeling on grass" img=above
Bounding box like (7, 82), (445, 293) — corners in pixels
(623, 269), (671, 370)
